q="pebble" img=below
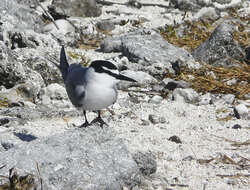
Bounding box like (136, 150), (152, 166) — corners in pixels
(140, 119), (150, 126)
(96, 21), (115, 32)
(173, 88), (199, 104)
(1, 142), (14, 151)
(198, 93), (212, 105)
(0, 118), (10, 126)
(149, 95), (163, 104)
(232, 124), (242, 129)
(168, 135), (182, 144)
(222, 94), (235, 104)
(234, 104), (248, 119)
(148, 114), (166, 124)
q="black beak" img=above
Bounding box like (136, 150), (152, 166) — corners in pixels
(116, 74), (137, 82)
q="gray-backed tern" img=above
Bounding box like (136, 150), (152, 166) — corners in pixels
(59, 46), (136, 127)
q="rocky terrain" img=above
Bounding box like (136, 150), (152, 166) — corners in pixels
(0, 0), (249, 189)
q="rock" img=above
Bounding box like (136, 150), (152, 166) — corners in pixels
(170, 0), (211, 11)
(0, 118), (10, 126)
(192, 22), (245, 66)
(213, 0), (243, 10)
(119, 70), (157, 88)
(172, 88), (199, 104)
(43, 19), (75, 35)
(101, 31), (199, 77)
(233, 104), (248, 119)
(182, 155), (195, 161)
(140, 119), (150, 126)
(148, 114), (166, 124)
(39, 83), (71, 108)
(226, 78), (237, 86)
(193, 7), (219, 21)
(96, 20), (115, 32)
(222, 94), (235, 104)
(132, 151), (157, 176)
(0, 0), (43, 33)
(0, 128), (141, 189)
(149, 95), (163, 104)
(198, 93), (213, 105)
(232, 124), (241, 129)
(0, 42), (45, 90)
(161, 78), (190, 91)
(121, 31), (198, 76)
(168, 135), (182, 144)
(100, 36), (122, 53)
(51, 0), (102, 17)
(0, 81), (43, 106)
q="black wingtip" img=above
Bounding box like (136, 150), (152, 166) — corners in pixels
(117, 74), (137, 82)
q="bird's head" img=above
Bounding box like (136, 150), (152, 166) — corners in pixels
(89, 60), (137, 83)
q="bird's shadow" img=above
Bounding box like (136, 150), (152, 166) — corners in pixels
(14, 132), (37, 142)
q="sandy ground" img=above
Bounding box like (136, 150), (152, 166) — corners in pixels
(5, 91), (249, 190)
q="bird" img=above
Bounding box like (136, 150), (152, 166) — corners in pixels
(58, 46), (136, 127)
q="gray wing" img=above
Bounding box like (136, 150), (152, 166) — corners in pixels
(65, 65), (88, 107)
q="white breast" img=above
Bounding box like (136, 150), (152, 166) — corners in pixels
(82, 68), (119, 111)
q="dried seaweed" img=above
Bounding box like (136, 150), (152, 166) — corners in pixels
(231, 139), (250, 147)
(165, 62), (250, 99)
(160, 18), (215, 52)
(77, 33), (103, 50)
(216, 173), (250, 178)
(0, 97), (9, 108)
(161, 6), (250, 99)
(197, 153), (250, 170)
(0, 168), (37, 190)
(0, 164), (43, 190)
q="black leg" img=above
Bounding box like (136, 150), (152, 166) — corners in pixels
(91, 110), (108, 128)
(79, 110), (89, 128)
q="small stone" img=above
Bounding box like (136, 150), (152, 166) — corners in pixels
(1, 142), (14, 150)
(0, 118), (10, 126)
(140, 119), (150, 126)
(173, 88), (199, 104)
(222, 94), (235, 104)
(121, 56), (129, 65)
(149, 95), (163, 104)
(227, 179), (237, 186)
(96, 21), (115, 32)
(8, 101), (24, 107)
(159, 117), (166, 124)
(232, 124), (242, 129)
(168, 135), (182, 144)
(162, 78), (189, 91)
(226, 78), (237, 86)
(198, 93), (212, 105)
(182, 155), (195, 161)
(148, 114), (165, 124)
(148, 114), (158, 124)
(234, 104), (248, 119)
